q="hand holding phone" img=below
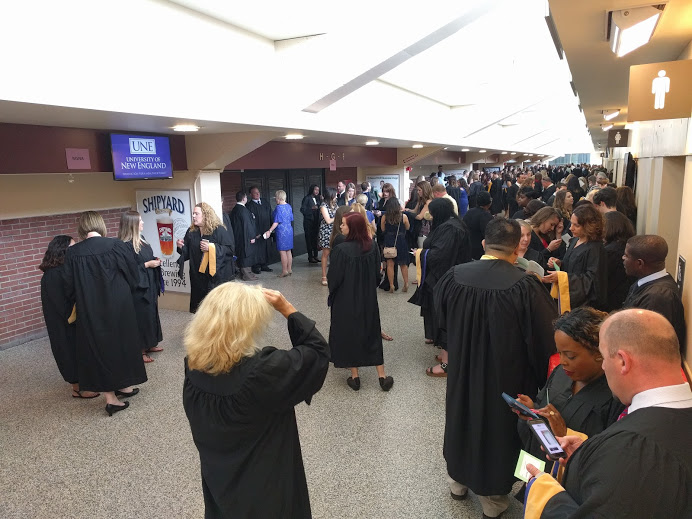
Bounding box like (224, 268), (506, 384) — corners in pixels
(502, 392), (539, 419)
(527, 419), (567, 460)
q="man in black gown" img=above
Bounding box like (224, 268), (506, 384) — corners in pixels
(526, 309), (692, 517)
(230, 191), (258, 281)
(300, 185), (322, 263)
(434, 218), (557, 518)
(622, 234), (687, 356)
(247, 186), (274, 274)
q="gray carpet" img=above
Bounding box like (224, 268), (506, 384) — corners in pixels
(0, 255), (524, 518)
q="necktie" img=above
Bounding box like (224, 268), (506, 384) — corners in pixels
(617, 407), (629, 421)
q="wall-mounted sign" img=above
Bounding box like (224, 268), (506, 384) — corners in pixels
(65, 148), (91, 170)
(111, 134), (173, 180)
(678, 255), (686, 296)
(607, 129), (631, 148)
(136, 189), (192, 293)
(367, 174), (401, 201)
(628, 59), (692, 122)
(329, 159), (336, 171)
(319, 152), (346, 161)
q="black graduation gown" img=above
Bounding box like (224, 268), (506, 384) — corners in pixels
(247, 200), (273, 264)
(517, 367), (623, 460)
(603, 240), (635, 312)
(408, 218), (472, 346)
(462, 207), (493, 260)
(177, 226), (235, 313)
(127, 240), (163, 350)
(63, 237), (147, 392)
(229, 205), (257, 268)
(541, 185), (556, 204)
(434, 259), (557, 496)
(328, 240), (383, 367)
(40, 265), (78, 383)
(507, 183), (519, 217)
(536, 407), (692, 518)
(529, 231), (566, 264)
(490, 179), (504, 215)
(623, 275), (687, 355)
(561, 239), (607, 309)
(183, 312), (330, 519)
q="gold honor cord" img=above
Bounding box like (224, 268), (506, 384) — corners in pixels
(67, 305), (77, 324)
(198, 243), (217, 277)
(550, 271), (571, 314)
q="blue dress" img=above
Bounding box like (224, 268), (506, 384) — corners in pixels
(273, 204), (294, 251)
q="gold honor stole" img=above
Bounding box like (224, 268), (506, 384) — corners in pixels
(550, 271), (571, 314)
(198, 243), (217, 276)
(524, 473), (565, 519)
(67, 305), (77, 324)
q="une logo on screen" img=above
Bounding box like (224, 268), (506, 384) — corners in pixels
(129, 138), (157, 155)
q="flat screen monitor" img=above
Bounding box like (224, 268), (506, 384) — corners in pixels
(111, 134), (173, 180)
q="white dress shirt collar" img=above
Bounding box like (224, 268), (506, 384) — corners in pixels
(629, 383), (692, 414)
(638, 269), (669, 287)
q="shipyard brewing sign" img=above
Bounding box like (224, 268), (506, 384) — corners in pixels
(112, 134), (174, 180)
(136, 189), (192, 293)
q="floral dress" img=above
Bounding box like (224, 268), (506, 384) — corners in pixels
(318, 203), (337, 249)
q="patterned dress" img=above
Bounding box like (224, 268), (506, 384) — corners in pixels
(272, 203), (294, 251)
(318, 203), (337, 249)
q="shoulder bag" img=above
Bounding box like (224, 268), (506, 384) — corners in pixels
(383, 219), (401, 259)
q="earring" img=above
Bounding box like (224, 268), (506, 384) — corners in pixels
(595, 356), (603, 362)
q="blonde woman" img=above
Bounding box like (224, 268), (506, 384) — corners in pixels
(63, 211), (146, 416)
(355, 194), (377, 234)
(118, 210), (163, 363)
(350, 201), (376, 236)
(264, 190), (294, 277)
(177, 202), (235, 312)
(553, 189), (574, 232)
(183, 284), (329, 519)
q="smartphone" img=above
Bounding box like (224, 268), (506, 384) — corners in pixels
(527, 419), (567, 460)
(501, 392), (539, 419)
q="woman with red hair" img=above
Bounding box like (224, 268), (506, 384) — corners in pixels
(327, 213), (393, 391)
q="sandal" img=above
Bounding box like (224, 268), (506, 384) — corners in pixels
(142, 353), (155, 363)
(425, 363), (448, 378)
(381, 332), (394, 341)
(146, 347), (163, 353)
(435, 353), (443, 363)
(72, 389), (100, 399)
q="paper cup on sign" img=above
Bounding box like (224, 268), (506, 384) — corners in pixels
(156, 213), (175, 257)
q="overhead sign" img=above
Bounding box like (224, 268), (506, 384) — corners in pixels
(136, 189), (192, 293)
(628, 59), (692, 122)
(607, 129), (631, 148)
(111, 134), (173, 180)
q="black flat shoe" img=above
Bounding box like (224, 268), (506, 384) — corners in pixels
(379, 376), (394, 391)
(260, 266), (273, 272)
(105, 401), (130, 416)
(115, 388), (139, 398)
(347, 377), (361, 391)
(450, 490), (468, 501)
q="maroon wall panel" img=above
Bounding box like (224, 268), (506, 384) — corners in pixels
(227, 141), (397, 170)
(0, 123), (187, 174)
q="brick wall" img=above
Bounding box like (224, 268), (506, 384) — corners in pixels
(0, 208), (130, 349)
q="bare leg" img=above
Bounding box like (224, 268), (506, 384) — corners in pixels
(350, 367), (359, 378)
(279, 251), (288, 275)
(401, 264), (409, 291)
(321, 248), (330, 279)
(103, 391), (123, 406)
(376, 365), (386, 377)
(287, 250), (293, 274)
(387, 259), (395, 292)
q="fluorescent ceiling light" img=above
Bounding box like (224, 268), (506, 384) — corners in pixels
(443, 147), (448, 150)
(603, 109), (620, 121)
(285, 134), (304, 140)
(461, 148), (470, 152)
(172, 124), (199, 132)
(479, 149), (487, 153)
(501, 151), (508, 154)
(602, 124), (613, 131)
(365, 140), (379, 146)
(511, 152), (517, 155)
(609, 7), (661, 57)
(412, 144), (423, 148)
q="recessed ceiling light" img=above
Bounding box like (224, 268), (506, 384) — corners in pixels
(461, 148), (470, 152)
(501, 151), (508, 154)
(285, 134), (304, 140)
(443, 147), (448, 150)
(528, 154), (533, 156)
(412, 144), (423, 148)
(365, 140), (379, 146)
(479, 149), (487, 153)
(172, 124), (200, 132)
(511, 152), (517, 155)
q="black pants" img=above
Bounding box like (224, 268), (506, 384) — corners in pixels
(303, 219), (319, 258)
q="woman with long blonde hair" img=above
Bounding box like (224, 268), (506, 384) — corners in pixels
(183, 284), (329, 519)
(177, 202), (235, 313)
(118, 210), (163, 363)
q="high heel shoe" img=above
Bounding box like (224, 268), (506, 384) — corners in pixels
(105, 401), (130, 416)
(115, 388), (139, 398)
(402, 284), (409, 293)
(379, 376), (394, 391)
(321, 277), (328, 286)
(347, 377), (361, 391)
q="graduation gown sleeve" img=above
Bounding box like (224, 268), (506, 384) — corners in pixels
(246, 312), (330, 410)
(562, 240), (607, 308)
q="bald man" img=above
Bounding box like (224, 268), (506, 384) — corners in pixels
(622, 235), (686, 355)
(525, 309), (692, 517)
